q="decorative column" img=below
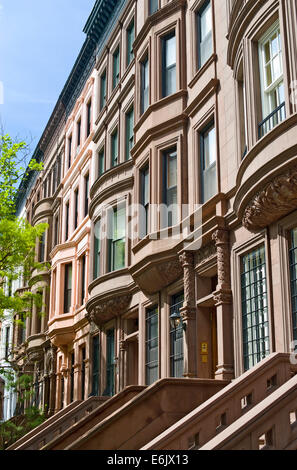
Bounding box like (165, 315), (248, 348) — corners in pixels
(212, 229), (234, 381)
(179, 251), (197, 378)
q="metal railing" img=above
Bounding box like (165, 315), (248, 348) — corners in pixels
(258, 102), (286, 139)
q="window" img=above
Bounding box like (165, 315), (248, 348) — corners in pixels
(70, 352), (75, 403)
(145, 306), (159, 385)
(80, 254), (86, 305)
(39, 231), (46, 263)
(140, 165), (150, 238)
(100, 70), (107, 110)
(112, 47), (120, 89)
(200, 123), (217, 203)
(108, 205), (126, 272)
(74, 189), (79, 230)
(149, 0), (158, 15)
(65, 202), (69, 241)
(289, 228), (297, 341)
(126, 107), (134, 160)
(127, 19), (134, 66)
(197, 1), (213, 68)
(68, 135), (72, 169)
(98, 148), (105, 177)
(57, 155), (61, 185)
(94, 220), (101, 279)
(81, 346), (86, 400)
(241, 246), (270, 371)
(87, 100), (92, 136)
(141, 55), (149, 115)
(64, 263), (72, 313)
(92, 335), (100, 396)
(170, 292), (184, 377)
(84, 173), (89, 218)
(77, 119), (81, 150)
(258, 22), (285, 137)
(5, 326), (10, 360)
(162, 31), (176, 98)
(54, 214), (59, 247)
(162, 148), (178, 228)
(105, 329), (115, 396)
(111, 128), (119, 167)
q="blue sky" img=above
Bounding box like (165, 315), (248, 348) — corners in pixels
(0, 0), (95, 148)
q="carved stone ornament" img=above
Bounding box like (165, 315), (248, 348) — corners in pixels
(179, 252), (195, 307)
(242, 166), (297, 232)
(212, 229), (231, 288)
(196, 242), (216, 266)
(213, 289), (232, 306)
(90, 294), (132, 326)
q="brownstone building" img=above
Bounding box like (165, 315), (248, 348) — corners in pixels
(8, 0), (297, 450)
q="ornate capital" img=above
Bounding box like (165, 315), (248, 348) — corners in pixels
(242, 166), (297, 232)
(179, 251), (194, 268)
(213, 289), (232, 305)
(212, 228), (229, 246)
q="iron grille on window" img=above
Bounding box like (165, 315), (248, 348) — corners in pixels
(241, 246), (270, 371)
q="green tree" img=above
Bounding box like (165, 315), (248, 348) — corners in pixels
(0, 134), (48, 319)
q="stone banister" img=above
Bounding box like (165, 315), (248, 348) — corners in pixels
(141, 353), (296, 450)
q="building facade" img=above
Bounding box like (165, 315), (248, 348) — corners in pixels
(10, 0), (297, 449)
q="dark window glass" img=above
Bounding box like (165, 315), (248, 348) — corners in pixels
(84, 173), (89, 218)
(162, 148), (177, 228)
(108, 206), (125, 272)
(289, 228), (297, 342)
(81, 346), (86, 400)
(39, 231), (46, 263)
(149, 0), (158, 15)
(197, 0), (213, 68)
(145, 306), (159, 385)
(81, 254), (86, 305)
(65, 202), (69, 241)
(94, 220), (101, 279)
(140, 165), (149, 238)
(126, 107), (134, 160)
(104, 329), (115, 396)
(77, 119), (81, 148)
(92, 335), (100, 396)
(5, 326), (10, 360)
(113, 47), (120, 89)
(70, 352), (75, 403)
(200, 123), (217, 203)
(162, 32), (176, 98)
(111, 129), (118, 167)
(241, 246), (269, 371)
(141, 56), (149, 115)
(170, 292), (184, 377)
(68, 135), (72, 169)
(100, 70), (107, 110)
(87, 101), (92, 136)
(127, 19), (135, 66)
(74, 189), (79, 229)
(98, 148), (105, 177)
(64, 263), (72, 313)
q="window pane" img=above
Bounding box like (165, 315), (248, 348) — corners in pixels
(241, 246), (270, 371)
(98, 149), (105, 176)
(149, 0), (158, 15)
(198, 1), (213, 68)
(145, 306), (159, 386)
(162, 33), (176, 97)
(111, 130), (118, 166)
(201, 124), (217, 203)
